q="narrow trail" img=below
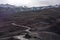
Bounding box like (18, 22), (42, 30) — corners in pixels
(11, 23), (41, 40)
(11, 23), (31, 40)
(11, 22), (50, 32)
(11, 23), (31, 33)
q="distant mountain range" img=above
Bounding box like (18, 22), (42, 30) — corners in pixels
(0, 4), (60, 17)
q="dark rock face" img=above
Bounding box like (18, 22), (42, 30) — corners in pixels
(24, 33), (31, 39)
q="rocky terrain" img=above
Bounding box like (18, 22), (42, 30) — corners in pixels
(0, 4), (60, 40)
